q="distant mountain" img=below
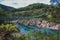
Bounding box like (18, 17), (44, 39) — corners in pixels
(0, 4), (15, 11)
(12, 3), (60, 23)
(0, 3), (60, 23)
(15, 3), (49, 11)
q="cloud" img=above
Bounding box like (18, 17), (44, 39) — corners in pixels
(38, 0), (50, 4)
(0, 0), (50, 8)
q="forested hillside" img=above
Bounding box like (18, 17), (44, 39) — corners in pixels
(0, 3), (60, 23)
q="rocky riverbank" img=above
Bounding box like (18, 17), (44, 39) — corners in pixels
(18, 19), (60, 30)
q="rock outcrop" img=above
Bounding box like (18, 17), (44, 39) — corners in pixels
(18, 19), (60, 30)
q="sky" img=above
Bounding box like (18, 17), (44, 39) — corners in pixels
(0, 0), (50, 8)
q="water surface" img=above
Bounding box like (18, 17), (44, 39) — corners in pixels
(17, 24), (58, 35)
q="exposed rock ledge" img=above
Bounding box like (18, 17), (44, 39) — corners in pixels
(18, 19), (60, 30)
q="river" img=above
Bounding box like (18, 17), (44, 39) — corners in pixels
(16, 24), (58, 36)
(0, 13), (59, 36)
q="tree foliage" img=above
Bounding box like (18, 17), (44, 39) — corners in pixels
(0, 3), (60, 23)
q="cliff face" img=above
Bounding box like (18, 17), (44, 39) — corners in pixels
(18, 19), (59, 30)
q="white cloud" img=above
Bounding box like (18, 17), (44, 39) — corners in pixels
(39, 0), (50, 4)
(0, 0), (50, 8)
